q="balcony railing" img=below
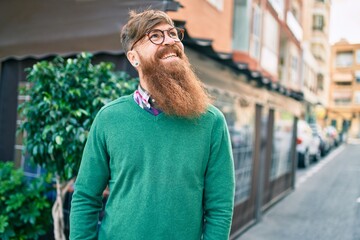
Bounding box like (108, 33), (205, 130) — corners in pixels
(333, 100), (352, 106)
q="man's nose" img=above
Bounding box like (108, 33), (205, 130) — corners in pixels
(163, 33), (176, 45)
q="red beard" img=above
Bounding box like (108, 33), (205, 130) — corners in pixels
(139, 45), (211, 118)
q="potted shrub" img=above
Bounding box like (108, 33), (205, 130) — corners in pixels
(18, 53), (138, 239)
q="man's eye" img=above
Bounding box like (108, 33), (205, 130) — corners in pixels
(149, 32), (162, 40)
(169, 30), (178, 38)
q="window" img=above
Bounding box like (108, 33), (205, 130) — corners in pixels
(291, 8), (299, 20)
(317, 73), (324, 90)
(356, 71), (360, 83)
(211, 89), (255, 205)
(271, 110), (294, 180)
(291, 56), (298, 70)
(250, 5), (262, 59)
(261, 12), (279, 75)
(22, 154), (44, 178)
(332, 90), (352, 105)
(336, 51), (353, 67)
(357, 50), (360, 64)
(312, 43), (326, 62)
(207, 0), (223, 11)
(355, 91), (360, 104)
(290, 55), (299, 84)
(335, 82), (352, 86)
(232, 0), (250, 51)
(334, 98), (351, 105)
(313, 14), (324, 31)
(17, 82), (45, 178)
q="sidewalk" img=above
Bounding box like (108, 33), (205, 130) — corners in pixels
(236, 144), (360, 240)
(347, 137), (360, 144)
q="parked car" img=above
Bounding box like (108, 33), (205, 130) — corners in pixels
(324, 125), (339, 148)
(309, 123), (331, 157)
(296, 120), (321, 168)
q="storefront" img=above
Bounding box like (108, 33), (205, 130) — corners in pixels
(0, 1), (304, 237)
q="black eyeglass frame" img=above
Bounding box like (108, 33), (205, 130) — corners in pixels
(130, 27), (185, 51)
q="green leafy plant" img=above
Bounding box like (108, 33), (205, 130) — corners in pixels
(0, 162), (52, 240)
(18, 52), (138, 239)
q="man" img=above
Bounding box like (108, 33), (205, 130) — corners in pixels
(70, 9), (235, 240)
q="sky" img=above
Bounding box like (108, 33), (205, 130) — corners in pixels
(329, 0), (360, 44)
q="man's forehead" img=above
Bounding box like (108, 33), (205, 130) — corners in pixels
(149, 23), (174, 31)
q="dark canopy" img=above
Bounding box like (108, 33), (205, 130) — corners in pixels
(0, 0), (180, 60)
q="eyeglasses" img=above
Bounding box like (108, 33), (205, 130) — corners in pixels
(130, 27), (185, 51)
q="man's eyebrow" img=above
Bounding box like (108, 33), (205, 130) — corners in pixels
(148, 26), (174, 32)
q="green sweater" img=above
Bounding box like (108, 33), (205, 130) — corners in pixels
(70, 94), (235, 240)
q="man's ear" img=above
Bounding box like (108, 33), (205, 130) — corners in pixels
(127, 50), (139, 67)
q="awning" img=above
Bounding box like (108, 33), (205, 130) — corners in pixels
(0, 0), (181, 60)
(0, 1), (304, 103)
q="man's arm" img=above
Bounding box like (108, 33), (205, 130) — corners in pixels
(203, 111), (235, 240)
(70, 113), (110, 240)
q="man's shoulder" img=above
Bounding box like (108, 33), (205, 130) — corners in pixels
(98, 94), (133, 116)
(195, 104), (227, 128)
(204, 104), (225, 120)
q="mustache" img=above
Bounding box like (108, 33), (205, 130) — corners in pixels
(155, 45), (184, 59)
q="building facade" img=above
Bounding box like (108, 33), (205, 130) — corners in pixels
(171, 0), (304, 238)
(230, 0), (304, 92)
(168, 0), (234, 52)
(329, 40), (360, 138)
(301, 0), (331, 126)
(1, 0), (318, 239)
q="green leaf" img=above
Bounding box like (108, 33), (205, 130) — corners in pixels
(79, 133), (86, 143)
(32, 145), (38, 156)
(5, 193), (26, 211)
(44, 172), (53, 183)
(78, 108), (89, 116)
(66, 125), (73, 132)
(0, 162), (52, 239)
(0, 215), (9, 233)
(48, 144), (54, 155)
(55, 136), (63, 145)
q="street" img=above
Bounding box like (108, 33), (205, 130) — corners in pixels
(237, 142), (360, 240)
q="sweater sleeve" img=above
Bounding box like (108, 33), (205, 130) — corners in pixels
(70, 112), (110, 240)
(203, 111), (235, 240)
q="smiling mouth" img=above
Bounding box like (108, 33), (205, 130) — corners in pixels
(161, 52), (178, 59)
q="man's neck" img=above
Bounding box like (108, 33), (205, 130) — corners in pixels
(138, 73), (150, 93)
(138, 83), (148, 94)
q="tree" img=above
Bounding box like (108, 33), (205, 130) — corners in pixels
(0, 162), (52, 240)
(18, 53), (138, 239)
